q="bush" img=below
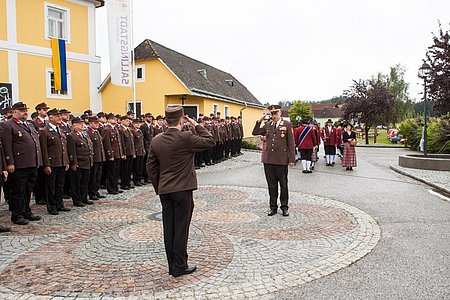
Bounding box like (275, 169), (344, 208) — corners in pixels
(398, 117), (422, 150)
(241, 140), (258, 150)
(428, 114), (450, 154)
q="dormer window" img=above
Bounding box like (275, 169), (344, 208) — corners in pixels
(197, 69), (208, 80)
(226, 80), (234, 87)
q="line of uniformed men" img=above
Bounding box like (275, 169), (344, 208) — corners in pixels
(193, 114), (244, 169)
(0, 102), (168, 226)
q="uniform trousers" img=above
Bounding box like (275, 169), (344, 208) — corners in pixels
(224, 140), (231, 158)
(63, 170), (71, 197)
(231, 139), (238, 156)
(159, 190), (194, 275)
(142, 152), (149, 182)
(69, 168), (90, 205)
(8, 167), (37, 221)
(121, 156), (133, 188)
(45, 166), (66, 212)
(263, 163), (289, 211)
(106, 159), (121, 192)
(34, 166), (46, 203)
(238, 138), (243, 154)
(133, 156), (144, 184)
(88, 162), (103, 198)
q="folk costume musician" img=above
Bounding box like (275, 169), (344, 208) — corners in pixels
(321, 119), (339, 166)
(252, 105), (296, 217)
(294, 119), (317, 174)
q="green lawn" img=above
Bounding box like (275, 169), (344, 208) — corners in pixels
(356, 128), (405, 146)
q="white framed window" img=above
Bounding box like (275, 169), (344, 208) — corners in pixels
(45, 3), (71, 43)
(224, 106), (229, 118)
(136, 65), (145, 82)
(46, 67), (72, 99)
(127, 101), (142, 118)
(213, 104), (219, 116)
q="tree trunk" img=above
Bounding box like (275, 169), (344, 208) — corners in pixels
(374, 127), (378, 144)
(365, 126), (370, 145)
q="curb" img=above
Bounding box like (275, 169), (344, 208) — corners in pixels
(390, 165), (450, 195)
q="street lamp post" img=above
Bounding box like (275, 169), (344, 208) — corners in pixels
(418, 62), (431, 157)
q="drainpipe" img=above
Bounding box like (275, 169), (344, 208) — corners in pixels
(240, 102), (248, 118)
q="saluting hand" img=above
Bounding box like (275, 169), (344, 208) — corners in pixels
(186, 116), (198, 127)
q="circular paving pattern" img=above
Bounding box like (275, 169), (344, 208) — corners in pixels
(0, 185), (380, 299)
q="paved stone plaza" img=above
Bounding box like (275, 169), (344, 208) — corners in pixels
(0, 148), (449, 299)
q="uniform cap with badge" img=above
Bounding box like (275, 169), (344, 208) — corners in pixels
(35, 102), (50, 111)
(47, 108), (61, 116)
(12, 102), (28, 111)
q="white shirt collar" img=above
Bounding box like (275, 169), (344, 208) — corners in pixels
(48, 123), (58, 131)
(38, 116), (46, 123)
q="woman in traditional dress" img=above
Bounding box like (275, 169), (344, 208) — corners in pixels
(342, 123), (357, 171)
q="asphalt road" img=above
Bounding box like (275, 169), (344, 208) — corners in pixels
(198, 147), (450, 300)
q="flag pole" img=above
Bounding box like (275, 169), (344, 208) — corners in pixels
(130, 0), (137, 115)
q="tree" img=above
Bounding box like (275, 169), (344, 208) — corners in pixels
(377, 64), (414, 124)
(289, 100), (313, 126)
(343, 79), (395, 144)
(426, 22), (450, 116)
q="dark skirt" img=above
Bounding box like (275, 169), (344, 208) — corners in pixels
(342, 143), (357, 167)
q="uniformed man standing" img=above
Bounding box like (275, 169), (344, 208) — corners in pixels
(132, 119), (145, 186)
(0, 102), (42, 225)
(252, 105), (295, 217)
(87, 116), (106, 200)
(119, 116), (135, 190)
(140, 113), (154, 184)
(147, 105), (215, 277)
(32, 102), (50, 205)
(67, 117), (94, 207)
(102, 114), (125, 194)
(39, 109), (71, 215)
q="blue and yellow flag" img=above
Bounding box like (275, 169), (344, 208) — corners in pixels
(50, 38), (67, 92)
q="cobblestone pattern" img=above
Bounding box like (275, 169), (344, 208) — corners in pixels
(392, 165), (450, 193)
(0, 185), (380, 299)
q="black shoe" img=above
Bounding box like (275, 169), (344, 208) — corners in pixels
(134, 182), (142, 186)
(118, 190), (124, 193)
(282, 210), (289, 217)
(73, 203), (86, 207)
(108, 191), (119, 195)
(302, 170), (307, 173)
(349, 167), (353, 171)
(311, 166), (314, 170)
(0, 225), (11, 233)
(267, 209), (277, 216)
(195, 166), (200, 170)
(129, 186), (135, 189)
(89, 195), (99, 200)
(97, 194), (106, 199)
(13, 217), (29, 225)
(122, 187), (130, 190)
(306, 170), (313, 173)
(83, 200), (94, 205)
(58, 207), (71, 212)
(49, 211), (59, 215)
(25, 214), (42, 221)
(172, 266), (197, 278)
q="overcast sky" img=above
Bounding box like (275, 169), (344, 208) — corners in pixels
(95, 0), (450, 104)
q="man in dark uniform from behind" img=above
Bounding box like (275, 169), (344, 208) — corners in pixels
(252, 105), (296, 217)
(147, 106), (215, 277)
(0, 102), (42, 225)
(39, 109), (71, 215)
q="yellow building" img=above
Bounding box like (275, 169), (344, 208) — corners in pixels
(0, 0), (104, 115)
(100, 39), (264, 137)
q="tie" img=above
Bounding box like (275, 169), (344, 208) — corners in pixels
(56, 127), (60, 135)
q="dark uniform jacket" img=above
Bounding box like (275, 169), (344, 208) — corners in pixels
(225, 123), (232, 140)
(140, 122), (154, 151)
(67, 131), (93, 170)
(102, 124), (123, 160)
(0, 140), (6, 172)
(119, 125), (135, 156)
(0, 118), (43, 169)
(147, 125), (215, 195)
(212, 124), (220, 143)
(87, 127), (106, 163)
(321, 126), (338, 146)
(133, 129), (145, 157)
(231, 122), (240, 139)
(60, 121), (72, 137)
(238, 122), (244, 139)
(154, 124), (165, 136)
(39, 124), (69, 168)
(252, 119), (296, 165)
(31, 117), (47, 132)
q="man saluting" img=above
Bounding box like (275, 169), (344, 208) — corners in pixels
(252, 105), (296, 217)
(147, 105), (215, 278)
